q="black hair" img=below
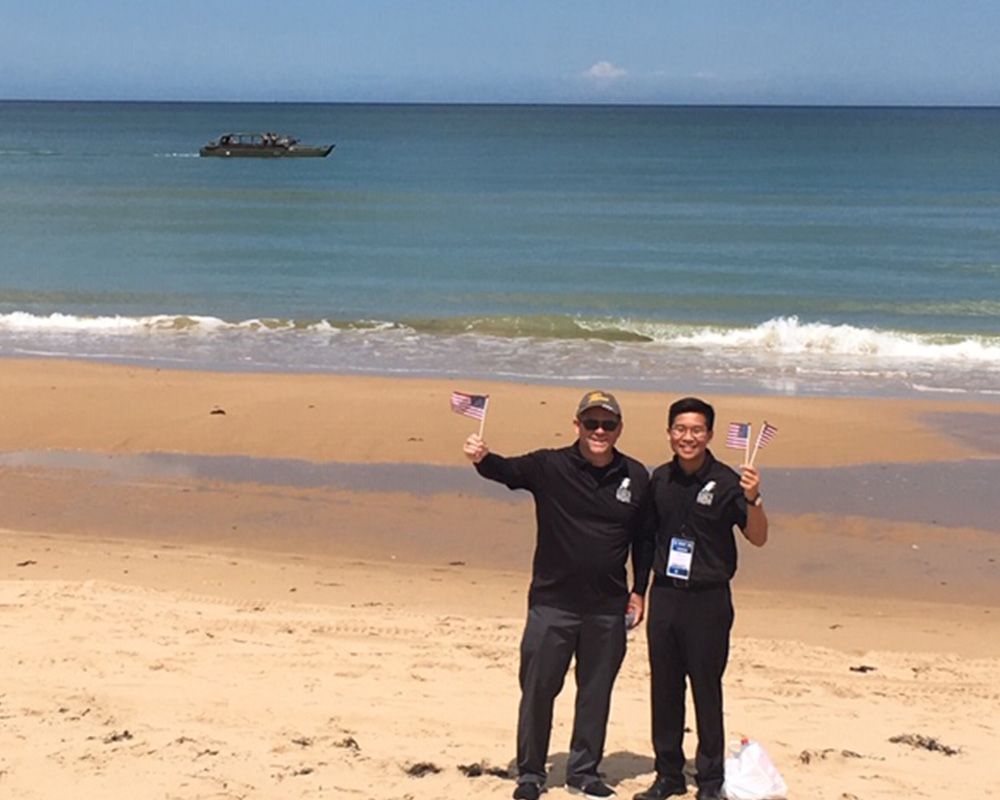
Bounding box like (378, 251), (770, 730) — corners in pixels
(668, 397), (715, 431)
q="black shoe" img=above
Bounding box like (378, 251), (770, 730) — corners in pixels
(513, 781), (542, 800)
(567, 777), (616, 799)
(633, 775), (687, 800)
(695, 790), (722, 800)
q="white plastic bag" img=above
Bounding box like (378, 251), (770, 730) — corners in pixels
(723, 738), (788, 800)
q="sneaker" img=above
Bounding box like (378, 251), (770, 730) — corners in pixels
(513, 781), (542, 800)
(567, 777), (616, 799)
(695, 790), (722, 800)
(633, 775), (688, 800)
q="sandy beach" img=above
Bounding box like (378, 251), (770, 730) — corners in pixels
(1, 358), (999, 799)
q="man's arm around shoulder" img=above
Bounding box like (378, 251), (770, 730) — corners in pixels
(627, 459), (654, 628)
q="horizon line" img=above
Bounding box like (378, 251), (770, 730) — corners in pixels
(3, 97), (1000, 110)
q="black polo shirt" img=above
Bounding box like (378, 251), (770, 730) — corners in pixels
(638, 449), (748, 588)
(475, 443), (649, 615)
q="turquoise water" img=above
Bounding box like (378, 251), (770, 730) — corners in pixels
(1, 101), (998, 397)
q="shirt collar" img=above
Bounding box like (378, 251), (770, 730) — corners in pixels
(570, 441), (624, 474)
(669, 448), (717, 483)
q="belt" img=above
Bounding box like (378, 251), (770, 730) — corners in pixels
(653, 575), (728, 592)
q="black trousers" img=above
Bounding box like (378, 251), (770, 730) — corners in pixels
(646, 581), (733, 793)
(516, 605), (627, 785)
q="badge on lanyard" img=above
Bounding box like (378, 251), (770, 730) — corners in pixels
(667, 537), (694, 580)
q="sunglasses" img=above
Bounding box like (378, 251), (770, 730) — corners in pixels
(580, 418), (620, 432)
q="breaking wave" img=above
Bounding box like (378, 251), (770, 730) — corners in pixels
(1, 311), (998, 397)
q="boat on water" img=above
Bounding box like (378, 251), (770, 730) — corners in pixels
(199, 132), (334, 158)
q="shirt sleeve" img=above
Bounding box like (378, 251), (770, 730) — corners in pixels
(729, 477), (749, 531)
(474, 450), (543, 491)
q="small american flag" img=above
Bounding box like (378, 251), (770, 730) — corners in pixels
(755, 421), (778, 450)
(725, 422), (751, 450)
(450, 391), (488, 421)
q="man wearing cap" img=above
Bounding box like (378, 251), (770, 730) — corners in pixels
(463, 390), (650, 800)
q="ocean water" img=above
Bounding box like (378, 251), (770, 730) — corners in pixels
(1, 101), (998, 398)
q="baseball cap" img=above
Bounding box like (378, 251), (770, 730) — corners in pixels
(576, 390), (622, 418)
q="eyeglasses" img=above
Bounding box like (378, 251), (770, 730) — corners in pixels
(580, 418), (620, 432)
(670, 424), (709, 438)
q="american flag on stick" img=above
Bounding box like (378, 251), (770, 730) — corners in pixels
(725, 422), (751, 450)
(749, 421), (778, 466)
(725, 421), (752, 463)
(451, 390), (488, 421)
(451, 391), (489, 436)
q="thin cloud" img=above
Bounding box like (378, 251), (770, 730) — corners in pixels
(584, 61), (627, 80)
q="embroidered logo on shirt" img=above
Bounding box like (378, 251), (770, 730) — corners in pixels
(696, 480), (716, 506)
(616, 477), (632, 503)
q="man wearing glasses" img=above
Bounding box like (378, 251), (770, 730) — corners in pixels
(632, 397), (768, 800)
(463, 391), (650, 800)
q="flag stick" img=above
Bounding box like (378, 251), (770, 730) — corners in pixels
(477, 398), (489, 439)
(745, 423), (752, 466)
(749, 422), (769, 466)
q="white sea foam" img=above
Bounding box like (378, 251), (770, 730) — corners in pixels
(605, 316), (1000, 364)
(2, 312), (998, 363)
(0, 312), (231, 332)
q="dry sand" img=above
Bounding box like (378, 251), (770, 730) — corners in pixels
(1, 358), (998, 799)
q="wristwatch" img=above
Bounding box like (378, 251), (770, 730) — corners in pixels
(747, 494), (763, 507)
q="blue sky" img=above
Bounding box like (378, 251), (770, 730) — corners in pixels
(3, 1), (999, 105)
